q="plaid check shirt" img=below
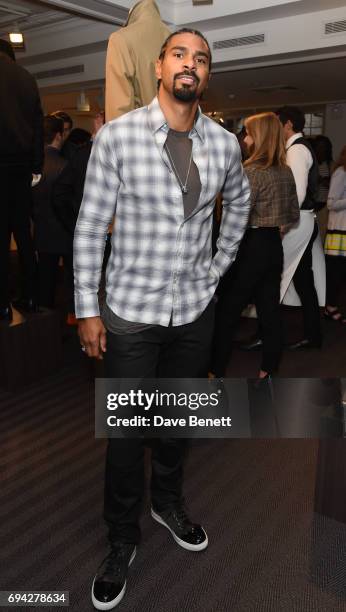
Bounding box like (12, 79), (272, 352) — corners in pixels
(74, 97), (251, 326)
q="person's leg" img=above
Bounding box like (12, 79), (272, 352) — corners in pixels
(292, 222), (322, 345)
(254, 234), (283, 374)
(93, 328), (162, 609)
(11, 169), (38, 303)
(103, 329), (160, 545)
(157, 299), (215, 378)
(325, 254), (344, 315)
(211, 230), (264, 376)
(150, 301), (215, 512)
(149, 304), (215, 551)
(37, 252), (60, 308)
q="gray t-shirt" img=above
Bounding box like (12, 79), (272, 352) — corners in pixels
(102, 300), (154, 334)
(103, 128), (201, 335)
(165, 128), (201, 219)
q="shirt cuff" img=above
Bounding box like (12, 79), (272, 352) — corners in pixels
(74, 293), (100, 319)
(212, 250), (233, 279)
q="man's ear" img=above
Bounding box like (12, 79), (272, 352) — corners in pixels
(155, 58), (162, 81)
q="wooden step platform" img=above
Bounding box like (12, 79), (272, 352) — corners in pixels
(0, 307), (63, 391)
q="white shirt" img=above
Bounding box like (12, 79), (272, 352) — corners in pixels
(286, 132), (312, 208)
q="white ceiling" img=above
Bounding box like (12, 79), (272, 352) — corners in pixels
(0, 0), (72, 31)
(203, 55), (346, 115)
(1, 0), (346, 115)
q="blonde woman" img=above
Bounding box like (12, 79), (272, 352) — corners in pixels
(212, 112), (299, 378)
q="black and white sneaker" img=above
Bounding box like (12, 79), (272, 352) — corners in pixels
(151, 505), (208, 551)
(91, 542), (136, 610)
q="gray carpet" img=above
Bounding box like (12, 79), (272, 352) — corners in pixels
(2, 357), (346, 611)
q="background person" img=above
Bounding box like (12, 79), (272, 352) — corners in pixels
(32, 115), (73, 311)
(53, 113), (105, 236)
(0, 38), (44, 320)
(278, 106), (325, 350)
(53, 112), (106, 324)
(324, 145), (346, 323)
(50, 110), (76, 161)
(313, 134), (334, 243)
(211, 112), (299, 378)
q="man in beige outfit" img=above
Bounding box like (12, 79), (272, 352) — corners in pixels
(105, 0), (170, 121)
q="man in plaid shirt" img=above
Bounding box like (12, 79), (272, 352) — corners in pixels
(74, 28), (250, 610)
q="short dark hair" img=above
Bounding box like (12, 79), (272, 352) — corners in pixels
(277, 106), (305, 133)
(67, 127), (91, 146)
(159, 28), (212, 70)
(0, 38), (15, 61)
(44, 115), (64, 144)
(50, 110), (73, 129)
(313, 135), (333, 163)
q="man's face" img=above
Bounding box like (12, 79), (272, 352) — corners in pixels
(62, 122), (71, 142)
(244, 130), (254, 151)
(282, 120), (292, 141)
(156, 32), (211, 103)
(56, 131), (64, 150)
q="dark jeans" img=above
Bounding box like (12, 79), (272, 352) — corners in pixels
(292, 222), (322, 344)
(325, 254), (346, 307)
(103, 301), (214, 544)
(212, 228), (283, 376)
(38, 251), (74, 310)
(0, 167), (37, 308)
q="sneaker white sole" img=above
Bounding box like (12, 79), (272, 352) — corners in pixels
(151, 508), (208, 551)
(91, 547), (136, 610)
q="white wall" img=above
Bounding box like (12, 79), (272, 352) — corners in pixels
(20, 5), (346, 89)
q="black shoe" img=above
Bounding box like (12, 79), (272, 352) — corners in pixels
(91, 543), (136, 610)
(151, 504), (208, 551)
(12, 298), (39, 313)
(287, 339), (322, 350)
(0, 306), (13, 322)
(239, 337), (263, 351)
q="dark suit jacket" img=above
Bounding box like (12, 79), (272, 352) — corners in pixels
(53, 141), (92, 235)
(32, 146), (71, 253)
(0, 55), (43, 173)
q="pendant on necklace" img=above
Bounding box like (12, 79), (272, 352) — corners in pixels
(182, 186), (188, 195)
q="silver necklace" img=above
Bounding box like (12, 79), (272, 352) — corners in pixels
(165, 143), (193, 195)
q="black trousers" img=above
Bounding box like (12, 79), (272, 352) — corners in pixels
(37, 251), (74, 310)
(0, 167), (37, 308)
(103, 301), (214, 544)
(212, 228), (283, 376)
(292, 222), (322, 344)
(325, 254), (346, 307)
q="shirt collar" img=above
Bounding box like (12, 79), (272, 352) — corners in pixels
(286, 132), (303, 150)
(147, 96), (205, 142)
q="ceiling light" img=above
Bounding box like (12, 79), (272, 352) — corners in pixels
(77, 91), (90, 112)
(8, 26), (25, 50)
(9, 32), (23, 44)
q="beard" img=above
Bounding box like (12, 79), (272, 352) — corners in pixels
(173, 72), (200, 103)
